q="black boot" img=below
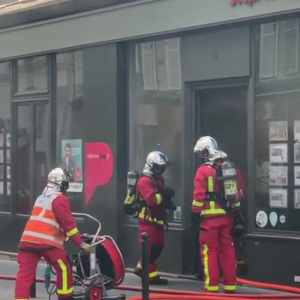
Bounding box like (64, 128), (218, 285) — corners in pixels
(133, 267), (142, 278)
(149, 276), (169, 285)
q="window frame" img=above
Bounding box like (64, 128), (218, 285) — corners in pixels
(11, 56), (50, 98)
(126, 40), (184, 227)
(253, 18), (300, 236)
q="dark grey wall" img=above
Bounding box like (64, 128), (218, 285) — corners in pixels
(0, 43), (124, 253)
(82, 44), (119, 238)
(246, 234), (300, 286)
(182, 27), (250, 82)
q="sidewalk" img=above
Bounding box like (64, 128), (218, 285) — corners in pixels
(0, 259), (289, 299)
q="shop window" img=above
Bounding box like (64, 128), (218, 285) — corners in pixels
(255, 19), (300, 231)
(0, 62), (11, 212)
(128, 39), (183, 224)
(56, 51), (84, 212)
(17, 56), (48, 93)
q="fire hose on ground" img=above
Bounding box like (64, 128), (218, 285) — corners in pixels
(0, 233), (299, 300)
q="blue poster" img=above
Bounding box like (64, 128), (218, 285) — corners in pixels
(61, 139), (83, 192)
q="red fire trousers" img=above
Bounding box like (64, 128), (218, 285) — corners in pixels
(15, 247), (74, 300)
(200, 215), (236, 293)
(136, 222), (165, 280)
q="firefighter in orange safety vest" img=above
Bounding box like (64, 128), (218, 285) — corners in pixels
(14, 168), (91, 300)
(191, 136), (242, 293)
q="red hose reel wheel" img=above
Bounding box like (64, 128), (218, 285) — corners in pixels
(85, 284), (103, 300)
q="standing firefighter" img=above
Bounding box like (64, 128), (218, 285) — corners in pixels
(126, 151), (176, 285)
(14, 168), (91, 300)
(191, 136), (242, 293)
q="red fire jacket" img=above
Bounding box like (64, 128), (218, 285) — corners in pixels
(137, 174), (166, 227)
(192, 160), (242, 217)
(19, 195), (82, 250)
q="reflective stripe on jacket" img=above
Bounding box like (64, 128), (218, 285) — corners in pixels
(21, 190), (65, 249)
(138, 207), (165, 226)
(137, 175), (166, 226)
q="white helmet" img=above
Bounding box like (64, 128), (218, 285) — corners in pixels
(47, 167), (73, 193)
(194, 136), (227, 162)
(145, 151), (170, 174)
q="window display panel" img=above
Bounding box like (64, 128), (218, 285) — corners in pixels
(56, 51), (84, 212)
(0, 62), (11, 212)
(255, 19), (300, 231)
(17, 56), (48, 93)
(128, 39), (183, 224)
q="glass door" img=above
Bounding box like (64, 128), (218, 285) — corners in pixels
(13, 102), (50, 215)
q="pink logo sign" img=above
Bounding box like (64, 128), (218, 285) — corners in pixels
(85, 143), (114, 205)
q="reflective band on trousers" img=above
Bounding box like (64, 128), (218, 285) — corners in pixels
(203, 244), (219, 292)
(149, 271), (158, 278)
(224, 285), (236, 291)
(138, 207), (164, 225)
(56, 259), (74, 295)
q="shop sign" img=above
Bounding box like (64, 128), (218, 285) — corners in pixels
(230, 0), (274, 6)
(85, 142), (114, 205)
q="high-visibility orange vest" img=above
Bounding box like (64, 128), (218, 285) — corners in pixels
(21, 191), (65, 249)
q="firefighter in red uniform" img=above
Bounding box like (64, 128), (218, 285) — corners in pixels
(191, 136), (242, 293)
(134, 151), (176, 285)
(14, 168), (91, 300)
(233, 166), (247, 275)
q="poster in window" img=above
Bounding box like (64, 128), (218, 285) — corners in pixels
(5, 134), (10, 148)
(0, 182), (3, 195)
(295, 189), (300, 209)
(269, 188), (288, 208)
(269, 166), (288, 186)
(6, 151), (10, 164)
(269, 144), (288, 163)
(0, 134), (4, 147)
(294, 121), (300, 141)
(269, 121), (288, 141)
(6, 166), (10, 180)
(0, 166), (4, 180)
(6, 181), (10, 195)
(294, 166), (300, 186)
(0, 150), (3, 164)
(294, 142), (300, 163)
(61, 139), (83, 193)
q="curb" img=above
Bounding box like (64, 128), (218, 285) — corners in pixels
(0, 251), (243, 286)
(0, 250), (196, 280)
(125, 267), (198, 281)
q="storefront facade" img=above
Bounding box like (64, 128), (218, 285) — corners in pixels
(0, 0), (300, 286)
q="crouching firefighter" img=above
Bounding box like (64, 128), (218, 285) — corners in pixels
(15, 168), (91, 300)
(191, 136), (242, 293)
(123, 151), (176, 285)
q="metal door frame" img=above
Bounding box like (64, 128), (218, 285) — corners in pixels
(182, 76), (255, 273)
(12, 100), (50, 217)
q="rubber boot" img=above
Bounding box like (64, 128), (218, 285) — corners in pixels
(149, 276), (168, 285)
(133, 267), (142, 278)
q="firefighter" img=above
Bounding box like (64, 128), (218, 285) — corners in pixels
(134, 151), (176, 285)
(233, 166), (247, 275)
(191, 136), (241, 293)
(14, 168), (91, 300)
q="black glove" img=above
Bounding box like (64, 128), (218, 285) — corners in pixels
(233, 213), (245, 239)
(164, 200), (176, 211)
(190, 212), (200, 232)
(163, 186), (175, 200)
